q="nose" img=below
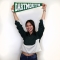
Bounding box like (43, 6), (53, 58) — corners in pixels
(28, 26), (31, 29)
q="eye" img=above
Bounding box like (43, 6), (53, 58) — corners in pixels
(26, 26), (28, 27)
(29, 25), (31, 26)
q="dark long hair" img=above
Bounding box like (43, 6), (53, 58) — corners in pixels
(25, 19), (36, 35)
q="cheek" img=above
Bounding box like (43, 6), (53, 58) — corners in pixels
(26, 27), (29, 30)
(26, 26), (33, 30)
(31, 26), (33, 30)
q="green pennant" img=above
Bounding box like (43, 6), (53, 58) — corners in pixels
(14, 2), (42, 12)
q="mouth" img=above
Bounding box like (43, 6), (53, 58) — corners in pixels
(28, 29), (32, 31)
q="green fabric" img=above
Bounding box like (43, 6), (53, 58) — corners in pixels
(40, 3), (42, 6)
(15, 19), (45, 45)
(14, 2), (43, 12)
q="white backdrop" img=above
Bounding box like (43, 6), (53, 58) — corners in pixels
(0, 0), (60, 60)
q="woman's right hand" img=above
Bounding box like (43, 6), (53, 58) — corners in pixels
(11, 5), (19, 21)
(11, 5), (15, 13)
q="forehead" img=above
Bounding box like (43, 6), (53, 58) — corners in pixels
(26, 22), (32, 25)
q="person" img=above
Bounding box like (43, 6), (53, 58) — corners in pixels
(11, 3), (46, 60)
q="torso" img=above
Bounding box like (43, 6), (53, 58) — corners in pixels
(21, 32), (40, 55)
(24, 32), (39, 45)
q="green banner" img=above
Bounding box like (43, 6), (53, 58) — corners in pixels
(14, 2), (42, 12)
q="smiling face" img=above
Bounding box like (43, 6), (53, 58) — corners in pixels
(26, 22), (33, 34)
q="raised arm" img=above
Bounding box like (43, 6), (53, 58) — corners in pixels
(41, 3), (46, 20)
(11, 5), (19, 20)
(11, 5), (26, 39)
(37, 3), (46, 39)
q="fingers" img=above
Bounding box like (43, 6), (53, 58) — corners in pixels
(42, 3), (46, 7)
(11, 5), (14, 10)
(42, 3), (46, 10)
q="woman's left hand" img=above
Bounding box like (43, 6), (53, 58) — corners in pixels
(41, 3), (46, 20)
(42, 3), (46, 11)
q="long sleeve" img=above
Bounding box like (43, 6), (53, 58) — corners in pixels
(15, 21), (26, 39)
(37, 19), (45, 39)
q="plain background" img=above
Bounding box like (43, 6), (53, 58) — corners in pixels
(0, 0), (60, 60)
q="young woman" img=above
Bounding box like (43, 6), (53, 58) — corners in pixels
(11, 3), (46, 60)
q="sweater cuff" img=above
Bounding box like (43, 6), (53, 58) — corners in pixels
(15, 20), (21, 25)
(40, 19), (45, 28)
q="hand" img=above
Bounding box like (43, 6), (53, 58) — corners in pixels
(11, 5), (14, 12)
(11, 5), (19, 21)
(42, 3), (46, 11)
(41, 3), (46, 20)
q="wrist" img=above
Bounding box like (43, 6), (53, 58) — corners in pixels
(12, 10), (16, 13)
(43, 10), (46, 12)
